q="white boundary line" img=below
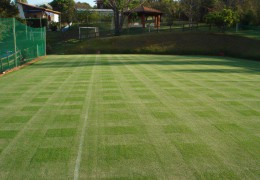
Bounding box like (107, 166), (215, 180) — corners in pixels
(73, 55), (98, 180)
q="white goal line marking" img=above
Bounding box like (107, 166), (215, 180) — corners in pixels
(74, 55), (98, 180)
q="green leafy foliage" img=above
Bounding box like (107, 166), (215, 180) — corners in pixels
(180, 0), (201, 22)
(15, 0), (28, 3)
(104, 0), (141, 35)
(241, 9), (258, 25)
(148, 0), (181, 25)
(50, 0), (76, 24)
(205, 8), (239, 31)
(0, 0), (19, 18)
(49, 21), (59, 31)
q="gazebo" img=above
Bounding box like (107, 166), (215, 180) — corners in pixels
(125, 5), (163, 28)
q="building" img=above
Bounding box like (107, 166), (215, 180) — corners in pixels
(16, 2), (61, 28)
(125, 6), (163, 28)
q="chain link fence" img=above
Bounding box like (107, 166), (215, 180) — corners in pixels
(0, 18), (46, 73)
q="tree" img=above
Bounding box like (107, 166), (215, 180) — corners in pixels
(238, 0), (260, 25)
(104, 0), (142, 35)
(0, 0), (19, 18)
(148, 0), (181, 25)
(39, 3), (53, 10)
(257, 0), (260, 25)
(75, 2), (92, 23)
(0, 0), (18, 41)
(76, 10), (93, 24)
(50, 0), (76, 24)
(205, 8), (239, 31)
(204, 0), (260, 26)
(15, 0), (28, 3)
(75, 2), (91, 9)
(180, 0), (201, 25)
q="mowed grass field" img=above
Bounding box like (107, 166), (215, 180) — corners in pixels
(0, 54), (259, 179)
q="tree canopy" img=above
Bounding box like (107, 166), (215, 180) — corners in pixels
(205, 8), (239, 31)
(147, 0), (260, 26)
(104, 0), (141, 35)
(75, 2), (91, 9)
(0, 0), (19, 18)
(50, 0), (76, 24)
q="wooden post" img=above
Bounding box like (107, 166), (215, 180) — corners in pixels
(141, 14), (145, 28)
(158, 15), (161, 28)
(154, 16), (157, 28)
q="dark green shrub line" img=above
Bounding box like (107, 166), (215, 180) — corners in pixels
(47, 31), (260, 61)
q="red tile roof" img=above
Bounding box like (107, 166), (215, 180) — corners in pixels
(125, 5), (162, 15)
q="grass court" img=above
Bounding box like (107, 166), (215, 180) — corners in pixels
(0, 55), (259, 179)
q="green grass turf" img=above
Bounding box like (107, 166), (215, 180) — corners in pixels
(0, 55), (259, 179)
(228, 30), (260, 40)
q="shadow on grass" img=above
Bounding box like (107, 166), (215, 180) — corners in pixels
(164, 69), (260, 73)
(31, 56), (260, 74)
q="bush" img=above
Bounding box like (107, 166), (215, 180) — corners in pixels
(49, 22), (59, 31)
(205, 8), (239, 32)
(241, 10), (257, 25)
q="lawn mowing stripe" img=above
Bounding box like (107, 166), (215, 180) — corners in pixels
(73, 55), (97, 180)
(0, 56), (87, 179)
(133, 55), (247, 120)
(113, 55), (195, 178)
(0, 55), (259, 179)
(115, 55), (244, 177)
(0, 58), (76, 179)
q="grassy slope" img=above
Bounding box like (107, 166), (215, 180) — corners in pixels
(47, 30), (260, 60)
(227, 30), (260, 40)
(0, 55), (259, 179)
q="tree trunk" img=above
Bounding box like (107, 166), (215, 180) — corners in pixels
(189, 16), (193, 29)
(114, 9), (120, 35)
(119, 11), (125, 32)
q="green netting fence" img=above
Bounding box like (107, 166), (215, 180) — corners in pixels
(0, 18), (46, 73)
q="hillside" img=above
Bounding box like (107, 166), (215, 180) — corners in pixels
(47, 31), (260, 60)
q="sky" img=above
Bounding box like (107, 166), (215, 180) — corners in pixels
(27, 0), (95, 7)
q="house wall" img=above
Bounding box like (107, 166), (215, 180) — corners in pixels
(24, 12), (44, 19)
(17, 4), (25, 19)
(17, 3), (60, 23)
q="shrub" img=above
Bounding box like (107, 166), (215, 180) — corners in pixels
(49, 22), (59, 31)
(205, 8), (239, 32)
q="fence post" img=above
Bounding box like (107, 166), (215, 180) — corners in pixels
(0, 58), (3, 72)
(79, 27), (80, 39)
(13, 18), (17, 67)
(44, 27), (47, 56)
(7, 56), (10, 69)
(25, 19), (28, 40)
(40, 17), (42, 38)
(36, 44), (39, 57)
